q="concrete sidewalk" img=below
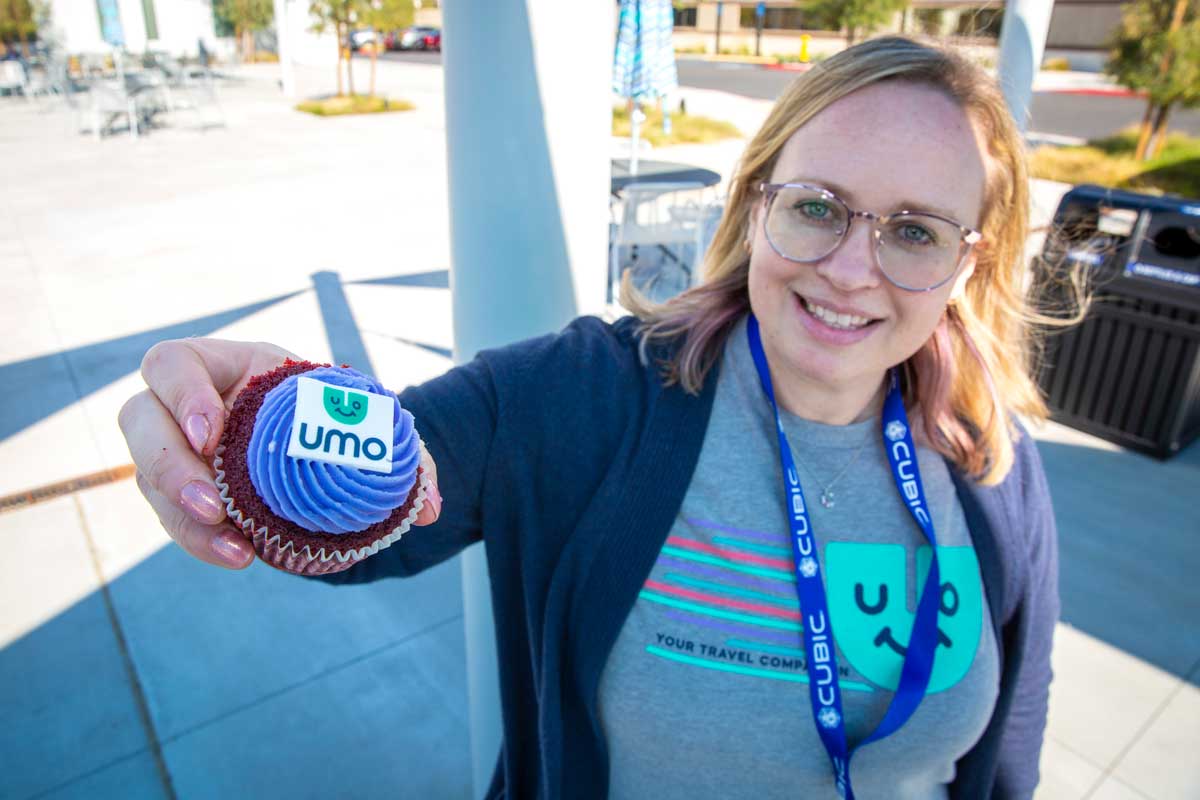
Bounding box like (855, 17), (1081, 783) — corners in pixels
(1, 59), (1197, 799)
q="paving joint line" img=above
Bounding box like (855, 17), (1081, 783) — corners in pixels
(24, 745), (152, 800)
(72, 494), (178, 800)
(1080, 662), (1195, 800)
(0, 464), (136, 514)
(159, 611), (465, 746)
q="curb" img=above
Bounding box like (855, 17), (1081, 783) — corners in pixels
(1041, 87), (1143, 99)
(763, 62), (815, 72)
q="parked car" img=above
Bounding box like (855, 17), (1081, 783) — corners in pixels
(391, 26), (440, 51)
(418, 28), (441, 51)
(348, 29), (377, 52)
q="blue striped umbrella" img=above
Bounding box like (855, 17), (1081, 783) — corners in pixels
(612, 0), (679, 103)
(613, 0), (678, 172)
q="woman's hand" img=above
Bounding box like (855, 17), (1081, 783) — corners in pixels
(118, 339), (442, 570)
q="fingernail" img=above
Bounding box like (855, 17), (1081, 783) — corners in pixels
(426, 482), (442, 517)
(211, 529), (252, 568)
(181, 480), (224, 525)
(184, 414), (210, 453)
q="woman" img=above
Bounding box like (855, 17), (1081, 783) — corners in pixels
(120, 37), (1063, 799)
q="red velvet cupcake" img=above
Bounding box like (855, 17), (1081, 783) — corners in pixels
(213, 359), (428, 575)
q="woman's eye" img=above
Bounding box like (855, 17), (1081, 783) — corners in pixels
(898, 222), (937, 246)
(796, 200), (832, 220)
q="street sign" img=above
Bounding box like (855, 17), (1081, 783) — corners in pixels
(756, 1), (765, 18)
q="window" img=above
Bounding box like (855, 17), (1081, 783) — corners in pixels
(913, 9), (943, 36)
(95, 0), (126, 46)
(739, 7), (818, 31)
(955, 8), (1003, 39)
(674, 6), (697, 27)
(141, 0), (159, 40)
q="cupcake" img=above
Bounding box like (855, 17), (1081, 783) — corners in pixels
(213, 359), (428, 575)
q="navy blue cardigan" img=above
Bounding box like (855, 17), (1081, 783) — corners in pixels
(321, 315), (1058, 799)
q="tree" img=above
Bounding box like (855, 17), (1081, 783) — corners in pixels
(359, 0), (413, 97)
(808, 0), (907, 45)
(0, 0), (37, 57)
(215, 0), (273, 63)
(309, 0), (360, 97)
(1106, 0), (1200, 161)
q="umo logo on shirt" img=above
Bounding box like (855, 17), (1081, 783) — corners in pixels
(825, 542), (983, 693)
(286, 377), (393, 473)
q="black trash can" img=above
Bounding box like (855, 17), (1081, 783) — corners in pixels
(1036, 184), (1200, 458)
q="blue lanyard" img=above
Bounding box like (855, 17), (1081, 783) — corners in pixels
(746, 314), (942, 799)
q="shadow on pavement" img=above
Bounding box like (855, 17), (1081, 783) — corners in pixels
(1037, 435), (1200, 683)
(1, 530), (469, 800)
(0, 269), (452, 449)
(0, 291), (300, 445)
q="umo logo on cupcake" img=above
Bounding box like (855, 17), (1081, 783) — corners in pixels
(286, 377), (394, 473)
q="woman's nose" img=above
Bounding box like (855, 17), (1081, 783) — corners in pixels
(813, 217), (882, 292)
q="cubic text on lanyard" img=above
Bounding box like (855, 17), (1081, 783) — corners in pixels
(746, 314), (943, 799)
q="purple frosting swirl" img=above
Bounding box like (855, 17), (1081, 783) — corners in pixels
(246, 366), (421, 534)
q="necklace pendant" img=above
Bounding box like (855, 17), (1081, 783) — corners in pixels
(820, 489), (835, 509)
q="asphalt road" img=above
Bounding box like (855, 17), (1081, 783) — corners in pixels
(376, 51), (1200, 141)
(675, 59), (1200, 141)
(377, 50), (443, 65)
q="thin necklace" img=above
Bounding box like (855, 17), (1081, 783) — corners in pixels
(793, 427), (874, 509)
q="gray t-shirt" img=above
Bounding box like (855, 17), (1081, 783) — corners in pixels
(597, 318), (999, 799)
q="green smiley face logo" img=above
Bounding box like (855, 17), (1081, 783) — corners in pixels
(322, 386), (369, 426)
(825, 543), (982, 694)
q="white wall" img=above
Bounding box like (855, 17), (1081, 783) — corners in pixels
(47, 0), (219, 56)
(49, 0), (107, 52)
(277, 0), (337, 68)
(151, 0), (220, 55)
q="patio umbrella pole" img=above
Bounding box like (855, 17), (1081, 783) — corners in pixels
(631, 105), (643, 175)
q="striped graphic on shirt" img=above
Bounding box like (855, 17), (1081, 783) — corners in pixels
(638, 516), (875, 692)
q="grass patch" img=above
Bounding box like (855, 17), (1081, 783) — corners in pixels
(612, 105), (741, 147)
(295, 95), (414, 117)
(1029, 128), (1200, 198)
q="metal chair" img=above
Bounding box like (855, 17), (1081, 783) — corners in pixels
(0, 60), (27, 96)
(147, 51), (224, 129)
(609, 181), (722, 307)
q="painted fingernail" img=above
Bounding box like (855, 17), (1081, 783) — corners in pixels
(180, 481), (224, 525)
(426, 482), (442, 517)
(211, 529), (252, 568)
(184, 414), (210, 453)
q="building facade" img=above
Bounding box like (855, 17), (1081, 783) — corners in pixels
(671, 0), (1126, 70)
(45, 0), (221, 55)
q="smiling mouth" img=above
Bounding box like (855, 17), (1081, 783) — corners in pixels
(332, 408), (357, 418)
(874, 626), (954, 656)
(799, 295), (880, 331)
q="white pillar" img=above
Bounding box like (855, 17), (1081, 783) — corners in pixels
(995, 0), (1054, 133)
(441, 0), (611, 795)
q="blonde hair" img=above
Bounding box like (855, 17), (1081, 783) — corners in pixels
(625, 36), (1069, 485)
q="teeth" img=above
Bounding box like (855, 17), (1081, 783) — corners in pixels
(803, 299), (872, 330)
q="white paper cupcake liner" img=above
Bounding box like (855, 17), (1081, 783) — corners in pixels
(212, 443), (429, 576)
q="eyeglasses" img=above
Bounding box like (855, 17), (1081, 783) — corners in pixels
(757, 182), (983, 292)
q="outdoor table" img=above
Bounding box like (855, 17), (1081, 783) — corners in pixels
(608, 159), (723, 305)
(610, 159), (721, 194)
